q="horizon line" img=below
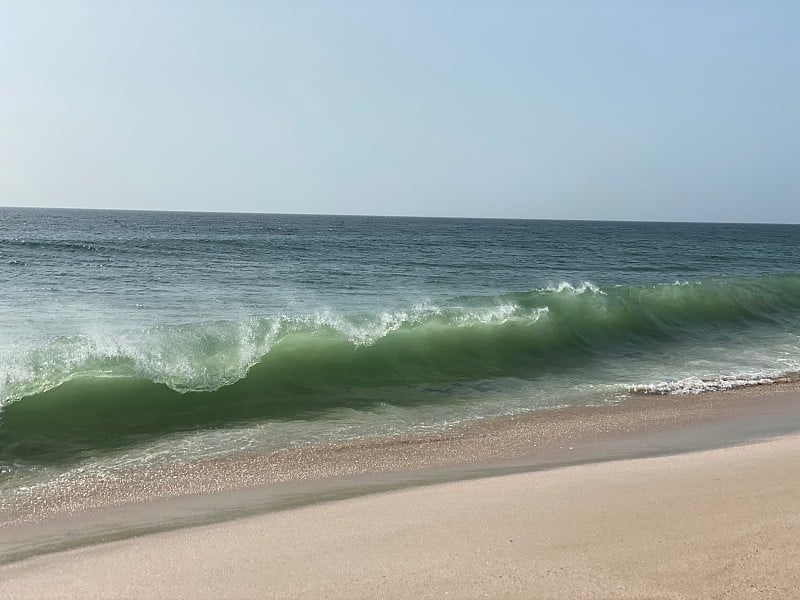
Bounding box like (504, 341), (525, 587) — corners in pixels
(0, 204), (798, 227)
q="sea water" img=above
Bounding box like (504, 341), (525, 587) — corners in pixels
(1, 208), (799, 489)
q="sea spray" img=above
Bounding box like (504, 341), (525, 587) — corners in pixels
(2, 275), (799, 405)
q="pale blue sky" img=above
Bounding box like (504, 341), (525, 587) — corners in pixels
(1, 1), (798, 222)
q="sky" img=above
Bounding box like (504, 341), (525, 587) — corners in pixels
(1, 1), (799, 222)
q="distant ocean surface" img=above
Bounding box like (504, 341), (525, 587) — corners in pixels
(1, 208), (800, 490)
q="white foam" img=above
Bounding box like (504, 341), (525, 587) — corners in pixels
(0, 318), (284, 401)
(629, 373), (779, 395)
(546, 281), (605, 295)
(459, 304), (549, 325)
(298, 302), (443, 346)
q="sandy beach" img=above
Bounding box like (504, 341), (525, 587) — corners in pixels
(3, 1), (799, 596)
(3, 429), (800, 598)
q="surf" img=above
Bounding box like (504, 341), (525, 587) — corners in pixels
(2, 274), (800, 466)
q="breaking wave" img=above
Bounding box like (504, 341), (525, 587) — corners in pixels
(2, 274), (800, 464)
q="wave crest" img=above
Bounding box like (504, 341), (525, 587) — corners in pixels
(2, 274), (800, 405)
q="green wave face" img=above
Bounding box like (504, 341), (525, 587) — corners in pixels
(2, 274), (800, 466)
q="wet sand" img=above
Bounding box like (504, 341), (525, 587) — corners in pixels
(3, 433), (800, 599)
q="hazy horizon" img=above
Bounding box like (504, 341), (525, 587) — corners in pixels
(4, 204), (800, 226)
(2, 1), (799, 223)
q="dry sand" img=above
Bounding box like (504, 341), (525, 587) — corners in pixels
(3, 433), (800, 599)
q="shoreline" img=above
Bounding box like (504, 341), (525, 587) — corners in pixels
(3, 432), (800, 598)
(3, 381), (800, 565)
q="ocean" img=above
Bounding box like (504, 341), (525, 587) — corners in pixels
(1, 208), (800, 496)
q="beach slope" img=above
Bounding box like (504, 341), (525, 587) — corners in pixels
(3, 435), (800, 599)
